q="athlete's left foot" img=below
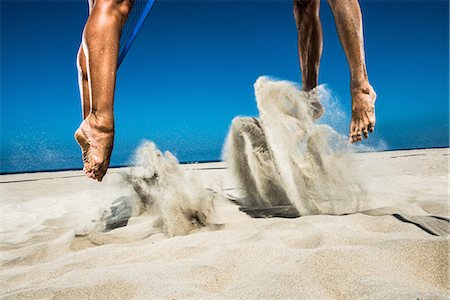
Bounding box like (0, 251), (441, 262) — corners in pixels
(349, 84), (376, 143)
(75, 113), (114, 182)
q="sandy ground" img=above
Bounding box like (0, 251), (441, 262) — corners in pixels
(1, 148), (449, 299)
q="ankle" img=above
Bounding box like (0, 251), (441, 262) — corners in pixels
(350, 81), (373, 95)
(302, 80), (317, 92)
(87, 112), (114, 132)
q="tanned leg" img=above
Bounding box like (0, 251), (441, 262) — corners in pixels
(75, 0), (133, 181)
(76, 0), (94, 120)
(294, 0), (322, 91)
(75, 46), (91, 169)
(294, 0), (324, 119)
(327, 0), (376, 143)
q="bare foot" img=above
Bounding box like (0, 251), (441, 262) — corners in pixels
(349, 84), (376, 143)
(74, 114), (114, 181)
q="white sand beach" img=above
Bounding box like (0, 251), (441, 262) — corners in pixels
(1, 148), (449, 299)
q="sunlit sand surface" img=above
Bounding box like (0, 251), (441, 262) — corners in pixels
(1, 148), (448, 299)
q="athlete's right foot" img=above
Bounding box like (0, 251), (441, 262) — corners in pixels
(75, 113), (114, 182)
(349, 83), (377, 143)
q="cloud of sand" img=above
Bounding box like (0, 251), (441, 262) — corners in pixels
(223, 76), (373, 215)
(79, 142), (220, 245)
(86, 76), (387, 244)
(124, 142), (218, 236)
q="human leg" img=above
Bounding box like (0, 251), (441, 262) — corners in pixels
(327, 0), (376, 142)
(293, 0), (323, 91)
(75, 0), (133, 181)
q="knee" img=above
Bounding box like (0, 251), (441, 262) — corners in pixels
(95, 0), (133, 22)
(294, 0), (320, 21)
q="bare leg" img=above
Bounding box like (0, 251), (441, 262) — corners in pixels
(76, 0), (94, 119)
(294, 0), (322, 91)
(74, 46), (91, 170)
(294, 0), (324, 119)
(75, 0), (132, 181)
(327, 0), (376, 143)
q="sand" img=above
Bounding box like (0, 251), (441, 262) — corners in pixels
(1, 147), (449, 299)
(224, 78), (370, 216)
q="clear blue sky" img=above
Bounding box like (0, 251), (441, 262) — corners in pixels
(1, 0), (449, 173)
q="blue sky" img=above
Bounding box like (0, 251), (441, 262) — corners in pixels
(1, 0), (449, 173)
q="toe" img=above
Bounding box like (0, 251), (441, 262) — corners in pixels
(93, 171), (101, 181)
(98, 167), (108, 182)
(85, 165), (93, 175)
(91, 165), (100, 175)
(84, 165), (91, 175)
(362, 127), (369, 139)
(97, 174), (104, 182)
(85, 164), (96, 179)
(355, 125), (363, 142)
(91, 169), (99, 180)
(92, 165), (105, 182)
(349, 124), (357, 143)
(349, 133), (355, 143)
